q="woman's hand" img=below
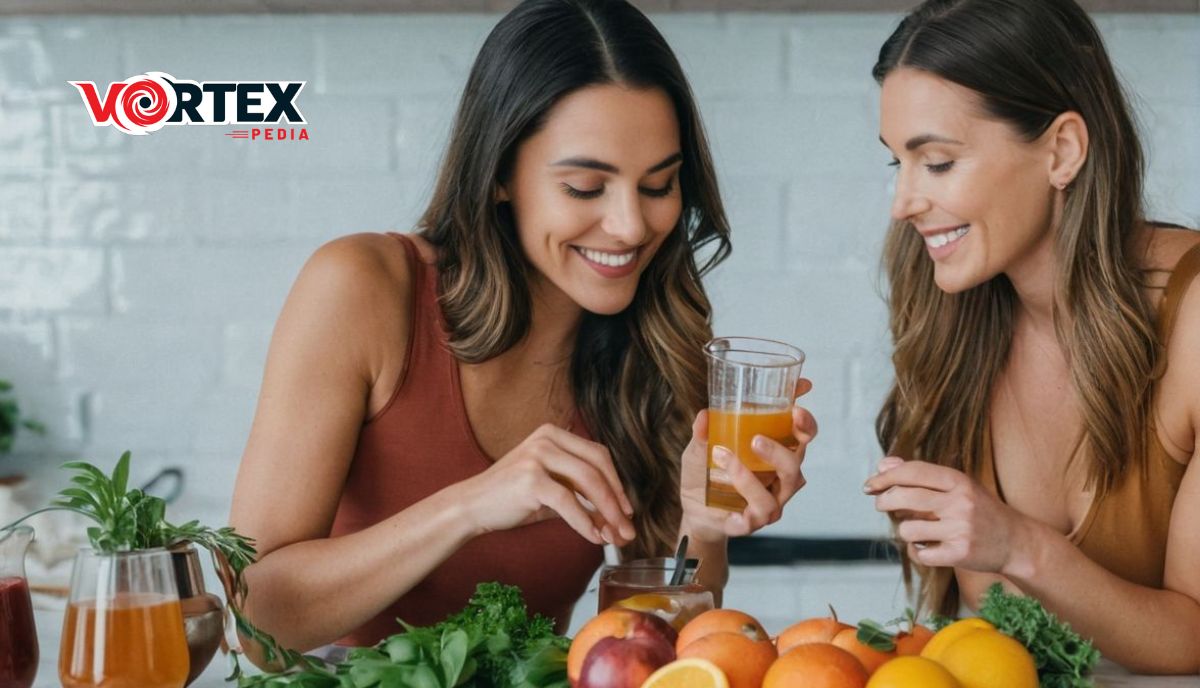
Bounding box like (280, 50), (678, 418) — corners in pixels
(864, 457), (1031, 573)
(680, 379), (817, 542)
(456, 423), (636, 546)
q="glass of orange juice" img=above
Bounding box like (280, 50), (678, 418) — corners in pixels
(704, 336), (805, 511)
(59, 548), (190, 688)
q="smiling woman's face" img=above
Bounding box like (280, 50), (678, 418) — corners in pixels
(880, 68), (1058, 294)
(500, 83), (683, 316)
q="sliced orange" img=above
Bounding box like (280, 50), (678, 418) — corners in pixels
(641, 658), (730, 688)
(617, 593), (680, 615)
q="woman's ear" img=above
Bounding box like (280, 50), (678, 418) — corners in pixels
(1046, 111), (1088, 190)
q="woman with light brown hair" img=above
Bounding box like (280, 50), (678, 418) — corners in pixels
(864, 0), (1200, 673)
(228, 0), (814, 656)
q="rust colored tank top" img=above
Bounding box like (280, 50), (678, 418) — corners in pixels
(978, 242), (1199, 588)
(328, 233), (603, 646)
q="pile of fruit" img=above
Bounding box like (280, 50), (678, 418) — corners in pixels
(567, 584), (1098, 688)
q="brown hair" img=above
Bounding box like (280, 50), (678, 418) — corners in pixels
(419, 0), (731, 558)
(873, 0), (1154, 615)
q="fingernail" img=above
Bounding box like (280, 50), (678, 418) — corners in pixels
(620, 523), (635, 540)
(878, 456), (903, 473)
(728, 514), (745, 531)
(752, 436), (767, 452)
(600, 526), (613, 544)
(592, 527), (604, 543)
(862, 482), (874, 494)
(713, 446), (731, 469)
(623, 500), (634, 518)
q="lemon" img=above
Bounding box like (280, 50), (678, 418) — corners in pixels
(867, 656), (962, 688)
(937, 628), (1038, 688)
(919, 617), (995, 662)
(616, 594), (680, 615)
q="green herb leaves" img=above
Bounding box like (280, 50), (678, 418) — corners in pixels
(236, 583), (570, 688)
(977, 583), (1100, 688)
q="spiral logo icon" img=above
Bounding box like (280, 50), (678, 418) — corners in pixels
(113, 72), (176, 135)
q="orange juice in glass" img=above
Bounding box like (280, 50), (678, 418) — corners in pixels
(60, 549), (190, 688)
(704, 337), (804, 511)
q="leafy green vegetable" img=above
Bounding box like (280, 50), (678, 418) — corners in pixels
(236, 583), (570, 688)
(977, 583), (1100, 688)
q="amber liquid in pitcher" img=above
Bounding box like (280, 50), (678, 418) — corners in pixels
(59, 593), (189, 688)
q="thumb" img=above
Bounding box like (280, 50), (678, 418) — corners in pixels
(692, 409), (709, 442)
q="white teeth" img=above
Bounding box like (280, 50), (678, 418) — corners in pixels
(925, 225), (969, 249)
(577, 247), (636, 267)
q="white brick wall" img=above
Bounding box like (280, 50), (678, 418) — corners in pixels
(1, 14), (1197, 558)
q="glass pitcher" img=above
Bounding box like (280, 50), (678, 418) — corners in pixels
(59, 548), (190, 688)
(0, 525), (39, 688)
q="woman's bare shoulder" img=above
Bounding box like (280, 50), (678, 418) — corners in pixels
(1141, 224), (1200, 275)
(1145, 225), (1200, 463)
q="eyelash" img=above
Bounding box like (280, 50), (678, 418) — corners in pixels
(888, 159), (955, 174)
(561, 179), (675, 200)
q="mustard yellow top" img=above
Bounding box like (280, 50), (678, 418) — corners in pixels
(978, 242), (1200, 588)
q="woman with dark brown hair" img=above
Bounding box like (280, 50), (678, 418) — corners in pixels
(228, 0), (815, 654)
(866, 0), (1200, 673)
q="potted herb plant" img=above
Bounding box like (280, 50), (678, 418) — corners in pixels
(4, 451), (308, 686)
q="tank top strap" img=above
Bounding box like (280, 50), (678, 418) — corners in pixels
(362, 232), (440, 424)
(1157, 241), (1200, 344)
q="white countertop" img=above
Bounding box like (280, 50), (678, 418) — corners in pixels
(29, 609), (1198, 687)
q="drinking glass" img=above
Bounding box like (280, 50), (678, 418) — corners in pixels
(597, 558), (714, 630)
(59, 548), (190, 688)
(704, 336), (805, 511)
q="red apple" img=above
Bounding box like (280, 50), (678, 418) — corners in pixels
(568, 609), (677, 685)
(577, 636), (675, 688)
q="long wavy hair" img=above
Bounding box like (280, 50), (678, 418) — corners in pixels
(418, 0), (731, 559)
(872, 0), (1154, 615)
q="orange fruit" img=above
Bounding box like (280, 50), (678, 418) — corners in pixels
(936, 628), (1037, 688)
(776, 616), (854, 654)
(677, 631), (777, 688)
(762, 643), (869, 688)
(919, 618), (995, 663)
(675, 609), (768, 653)
(893, 624), (934, 656)
(832, 627), (896, 674)
(641, 658), (729, 688)
(867, 656), (961, 687)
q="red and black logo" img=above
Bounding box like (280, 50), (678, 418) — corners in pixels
(69, 71), (308, 141)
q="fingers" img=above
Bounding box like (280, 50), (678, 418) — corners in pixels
(862, 458), (961, 495)
(792, 405), (818, 443)
(794, 377), (813, 399)
(873, 485), (947, 514)
(692, 409), (709, 441)
(747, 434), (805, 503)
(895, 516), (946, 544)
(712, 446), (779, 533)
(538, 424), (635, 518)
(541, 452), (635, 543)
(537, 478), (608, 545)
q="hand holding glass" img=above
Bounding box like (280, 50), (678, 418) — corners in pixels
(704, 337), (805, 512)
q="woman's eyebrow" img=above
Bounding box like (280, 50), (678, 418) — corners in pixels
(879, 133), (964, 151)
(551, 151), (683, 174)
